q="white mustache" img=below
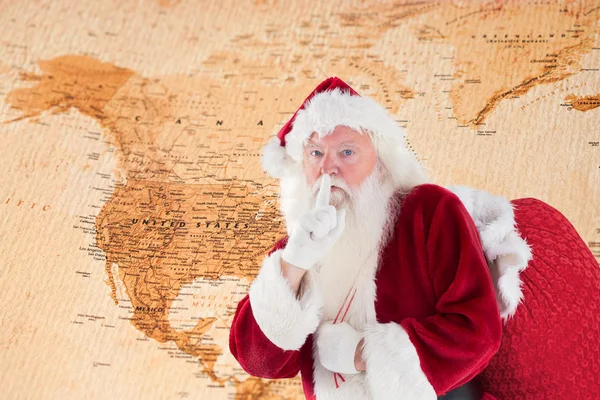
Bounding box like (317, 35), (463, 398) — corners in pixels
(311, 175), (351, 198)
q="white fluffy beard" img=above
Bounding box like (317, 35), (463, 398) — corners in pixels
(279, 163), (400, 399)
(317, 165), (398, 324)
(279, 162), (398, 238)
(279, 162), (400, 322)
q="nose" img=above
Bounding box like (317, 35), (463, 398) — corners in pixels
(320, 151), (339, 177)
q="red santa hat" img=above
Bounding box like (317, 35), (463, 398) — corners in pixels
(261, 77), (428, 189)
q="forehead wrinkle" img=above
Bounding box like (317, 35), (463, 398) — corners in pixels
(306, 138), (360, 146)
(305, 141), (321, 148)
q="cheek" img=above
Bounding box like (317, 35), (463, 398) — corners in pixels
(342, 154), (376, 185)
(303, 158), (319, 185)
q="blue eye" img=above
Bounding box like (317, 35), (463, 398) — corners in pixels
(311, 150), (323, 157)
(342, 149), (354, 156)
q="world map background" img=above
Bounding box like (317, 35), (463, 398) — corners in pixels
(0, 0), (598, 398)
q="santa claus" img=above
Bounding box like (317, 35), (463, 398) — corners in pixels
(229, 77), (600, 399)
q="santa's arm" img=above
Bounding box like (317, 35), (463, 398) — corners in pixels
(229, 239), (323, 379)
(361, 192), (502, 399)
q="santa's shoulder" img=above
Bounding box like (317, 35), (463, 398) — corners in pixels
(393, 183), (468, 228)
(400, 183), (462, 210)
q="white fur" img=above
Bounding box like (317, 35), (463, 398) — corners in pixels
(248, 249), (323, 351)
(362, 322), (437, 400)
(447, 185), (533, 320)
(279, 162), (313, 236)
(261, 88), (429, 189)
(261, 137), (295, 178)
(309, 167), (398, 399)
(286, 89), (396, 161)
(310, 248), (380, 400)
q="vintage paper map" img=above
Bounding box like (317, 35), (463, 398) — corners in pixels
(1, 0), (599, 398)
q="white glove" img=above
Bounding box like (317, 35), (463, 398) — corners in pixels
(316, 321), (362, 375)
(282, 174), (346, 270)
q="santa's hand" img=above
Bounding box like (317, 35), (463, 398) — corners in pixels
(315, 321), (362, 375)
(282, 174), (346, 270)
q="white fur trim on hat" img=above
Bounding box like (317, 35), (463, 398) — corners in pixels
(284, 89), (394, 161)
(362, 322), (437, 400)
(248, 249), (323, 350)
(262, 88), (429, 189)
(447, 185), (533, 321)
(261, 137), (295, 178)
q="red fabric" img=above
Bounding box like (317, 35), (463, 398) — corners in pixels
(277, 77), (359, 147)
(481, 394), (498, 400)
(228, 238), (301, 379)
(477, 198), (600, 399)
(375, 185), (503, 394)
(229, 184), (502, 398)
(230, 188), (600, 398)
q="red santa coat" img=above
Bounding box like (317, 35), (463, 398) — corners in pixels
(230, 184), (503, 399)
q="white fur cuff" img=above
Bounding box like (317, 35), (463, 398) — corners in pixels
(248, 249), (323, 351)
(362, 322), (436, 400)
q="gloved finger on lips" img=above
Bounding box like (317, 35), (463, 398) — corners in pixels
(315, 174), (331, 209)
